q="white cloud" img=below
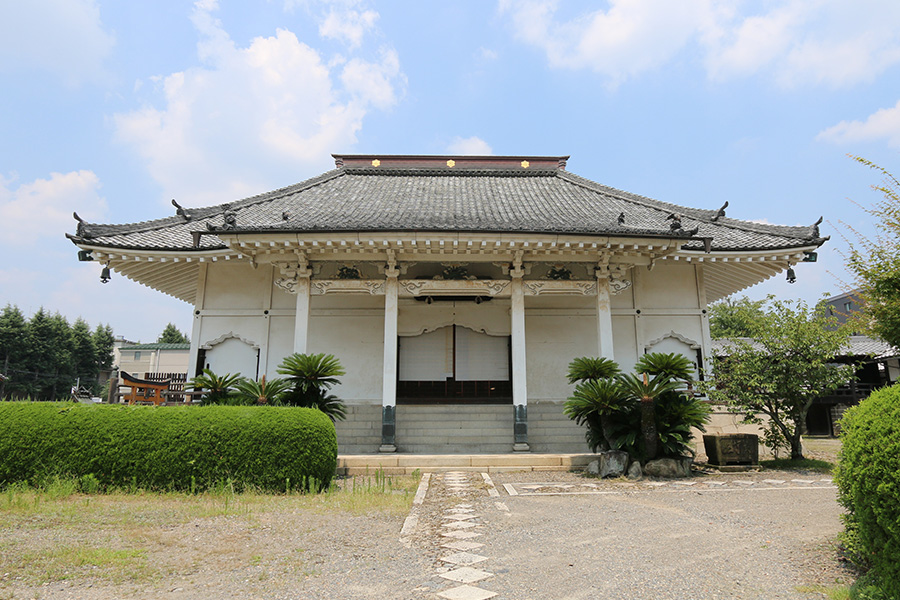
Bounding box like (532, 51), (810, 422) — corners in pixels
(0, 0), (114, 86)
(499, 0), (708, 87)
(816, 100), (900, 148)
(0, 171), (107, 246)
(320, 7), (379, 49)
(447, 137), (494, 156)
(114, 0), (404, 207)
(499, 0), (900, 89)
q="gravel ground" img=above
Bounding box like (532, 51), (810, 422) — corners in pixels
(2, 456), (852, 599)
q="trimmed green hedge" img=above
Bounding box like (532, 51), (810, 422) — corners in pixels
(0, 403), (337, 492)
(836, 384), (900, 599)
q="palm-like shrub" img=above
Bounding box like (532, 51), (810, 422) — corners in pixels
(618, 373), (682, 461)
(564, 378), (633, 451)
(234, 375), (290, 405)
(189, 369), (243, 405)
(635, 352), (694, 382)
(564, 353), (710, 463)
(567, 356), (621, 384)
(277, 353), (347, 421)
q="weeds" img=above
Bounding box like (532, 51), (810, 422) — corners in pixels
(760, 458), (834, 473)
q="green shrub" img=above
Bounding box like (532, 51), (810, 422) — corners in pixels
(836, 384), (900, 600)
(0, 403), (337, 493)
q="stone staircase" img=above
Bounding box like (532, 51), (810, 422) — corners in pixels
(336, 453), (594, 475)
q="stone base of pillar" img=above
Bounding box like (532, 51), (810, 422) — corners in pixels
(378, 444), (397, 453)
(513, 443), (531, 452)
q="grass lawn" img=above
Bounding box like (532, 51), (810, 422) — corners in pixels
(0, 472), (419, 589)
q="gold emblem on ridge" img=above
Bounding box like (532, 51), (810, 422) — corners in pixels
(521, 160), (530, 169)
(446, 159), (456, 168)
(371, 159), (381, 167)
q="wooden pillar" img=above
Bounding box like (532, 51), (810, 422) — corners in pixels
(380, 263), (399, 452)
(510, 264), (529, 452)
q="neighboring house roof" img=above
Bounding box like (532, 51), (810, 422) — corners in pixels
(712, 335), (898, 359)
(119, 343), (191, 351)
(68, 155), (825, 253)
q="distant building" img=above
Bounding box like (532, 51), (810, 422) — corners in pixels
(115, 343), (191, 377)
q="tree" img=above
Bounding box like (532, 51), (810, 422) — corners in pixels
(0, 305), (28, 398)
(93, 324), (115, 372)
(843, 157), (900, 348)
(708, 296), (767, 339)
(71, 318), (99, 391)
(158, 323), (189, 344)
(704, 298), (854, 460)
(189, 368), (243, 405)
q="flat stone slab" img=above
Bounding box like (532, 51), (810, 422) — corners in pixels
(443, 521), (478, 530)
(437, 584), (497, 600)
(441, 551), (489, 566)
(442, 540), (485, 551)
(439, 567), (495, 584)
(443, 513), (478, 521)
(442, 530), (482, 540)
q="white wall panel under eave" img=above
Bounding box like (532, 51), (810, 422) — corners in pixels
(308, 295), (384, 404)
(639, 263), (701, 309)
(612, 315), (638, 372)
(525, 298), (597, 401)
(265, 315), (295, 378)
(203, 263), (272, 310)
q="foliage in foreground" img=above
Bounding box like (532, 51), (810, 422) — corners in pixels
(0, 403), (337, 493)
(835, 384), (900, 600)
(704, 298), (854, 460)
(564, 352), (710, 463)
(843, 157), (900, 350)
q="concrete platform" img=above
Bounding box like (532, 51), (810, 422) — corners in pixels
(336, 453), (596, 475)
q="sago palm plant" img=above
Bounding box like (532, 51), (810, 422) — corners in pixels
(234, 375), (290, 405)
(564, 378), (633, 451)
(617, 372), (682, 461)
(189, 368), (243, 405)
(566, 356), (621, 384)
(277, 353), (347, 421)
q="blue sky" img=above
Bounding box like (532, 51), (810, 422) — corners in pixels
(1, 0), (898, 343)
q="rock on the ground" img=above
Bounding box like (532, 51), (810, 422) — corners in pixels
(626, 461), (642, 480)
(643, 457), (692, 478)
(586, 451), (630, 478)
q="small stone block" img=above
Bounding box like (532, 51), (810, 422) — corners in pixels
(443, 521), (477, 529)
(733, 480), (755, 485)
(443, 513), (478, 521)
(791, 479), (815, 484)
(446, 508), (475, 514)
(705, 481), (725, 486)
(441, 551), (489, 566)
(442, 530), (482, 539)
(442, 540), (485, 551)
(438, 567), (495, 584)
(672, 481), (696, 486)
(762, 479), (786, 484)
(437, 584), (497, 600)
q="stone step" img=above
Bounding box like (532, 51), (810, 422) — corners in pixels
(336, 453), (595, 475)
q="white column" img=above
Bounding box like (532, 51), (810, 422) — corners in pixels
(510, 268), (529, 451)
(596, 275), (615, 360)
(380, 267), (399, 452)
(382, 273), (399, 407)
(292, 276), (311, 354)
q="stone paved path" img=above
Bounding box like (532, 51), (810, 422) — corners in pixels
(402, 471), (844, 600)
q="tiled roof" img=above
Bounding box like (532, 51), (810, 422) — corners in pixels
(712, 335), (897, 359)
(68, 157), (826, 253)
(119, 343), (191, 350)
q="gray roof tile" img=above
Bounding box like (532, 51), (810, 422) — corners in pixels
(68, 160), (826, 253)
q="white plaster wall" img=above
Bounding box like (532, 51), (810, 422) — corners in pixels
(203, 263), (273, 310)
(308, 295), (384, 404)
(639, 263), (701, 309)
(524, 295), (596, 400)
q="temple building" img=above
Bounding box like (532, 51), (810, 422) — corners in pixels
(68, 155), (826, 454)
